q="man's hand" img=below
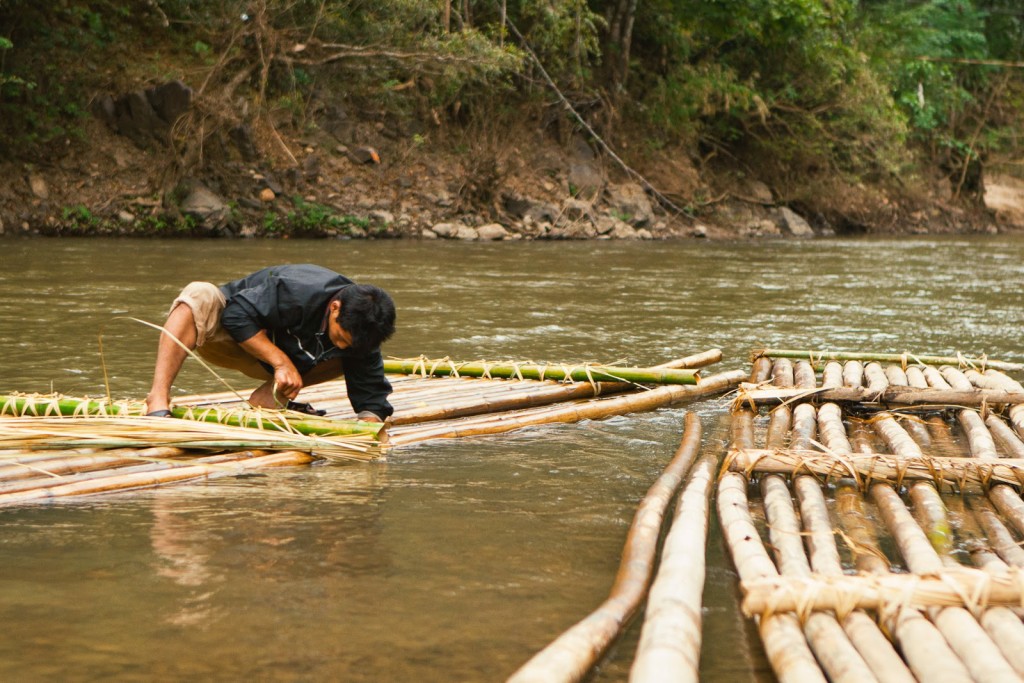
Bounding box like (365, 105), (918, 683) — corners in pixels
(271, 362), (303, 400)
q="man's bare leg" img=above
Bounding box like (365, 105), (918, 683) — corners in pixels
(145, 303), (199, 414)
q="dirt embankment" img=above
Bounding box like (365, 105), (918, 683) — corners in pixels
(1, 80), (1021, 241)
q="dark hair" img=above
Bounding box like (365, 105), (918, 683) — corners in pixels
(334, 284), (396, 352)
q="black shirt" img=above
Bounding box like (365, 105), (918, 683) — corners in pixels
(219, 264), (393, 419)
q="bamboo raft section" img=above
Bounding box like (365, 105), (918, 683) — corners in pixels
(721, 349), (1024, 683)
(0, 350), (741, 505)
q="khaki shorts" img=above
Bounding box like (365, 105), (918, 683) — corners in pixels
(170, 282), (271, 381)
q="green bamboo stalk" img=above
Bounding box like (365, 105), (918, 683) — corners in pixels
(0, 394), (384, 440)
(753, 349), (1023, 372)
(382, 359), (699, 385)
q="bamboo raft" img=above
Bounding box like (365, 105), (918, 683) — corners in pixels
(508, 348), (1024, 682)
(0, 350), (743, 505)
(718, 349), (1024, 683)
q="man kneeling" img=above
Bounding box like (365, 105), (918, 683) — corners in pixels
(145, 264), (396, 422)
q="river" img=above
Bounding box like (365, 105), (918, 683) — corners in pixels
(0, 235), (1022, 681)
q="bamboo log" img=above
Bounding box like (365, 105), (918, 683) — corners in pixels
(971, 496), (1024, 568)
(987, 415), (1024, 458)
(629, 449), (717, 682)
(717, 472), (826, 683)
(384, 359), (699, 385)
(843, 361), (865, 387)
(735, 384), (1024, 409)
(391, 370), (745, 446)
(750, 356), (772, 383)
(794, 361), (817, 389)
(507, 413), (703, 683)
(0, 447), (185, 482)
(822, 361), (844, 389)
(864, 362), (889, 393)
(0, 450), (316, 505)
(753, 349), (1024, 373)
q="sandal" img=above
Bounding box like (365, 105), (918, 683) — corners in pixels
(146, 409), (173, 417)
(286, 401), (327, 417)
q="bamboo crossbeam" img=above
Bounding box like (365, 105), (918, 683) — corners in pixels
(0, 446), (186, 483)
(507, 413), (703, 683)
(752, 349), (1024, 372)
(0, 450), (316, 506)
(384, 359), (699, 385)
(725, 448), (1024, 490)
(740, 569), (1024, 615)
(735, 384), (1024, 409)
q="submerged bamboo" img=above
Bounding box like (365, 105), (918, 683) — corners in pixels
(752, 349), (1023, 372)
(384, 359), (699, 385)
(507, 413), (703, 683)
(0, 450), (316, 505)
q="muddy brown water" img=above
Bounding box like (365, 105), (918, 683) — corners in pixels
(1, 235), (1023, 681)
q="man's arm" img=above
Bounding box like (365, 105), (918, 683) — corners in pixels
(239, 330), (303, 401)
(342, 349), (394, 421)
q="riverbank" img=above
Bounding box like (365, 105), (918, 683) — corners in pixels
(3, 109), (1022, 241)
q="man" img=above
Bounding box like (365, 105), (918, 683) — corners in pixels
(145, 264), (396, 422)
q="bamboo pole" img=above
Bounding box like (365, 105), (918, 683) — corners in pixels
(384, 359), (699, 385)
(753, 349), (1024, 373)
(0, 450), (316, 505)
(392, 370), (745, 447)
(716, 471), (826, 683)
(629, 448), (717, 682)
(864, 362), (889, 393)
(843, 360), (864, 387)
(822, 361), (844, 389)
(0, 448), (186, 485)
(508, 414), (703, 683)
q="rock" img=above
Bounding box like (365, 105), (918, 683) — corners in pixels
(112, 90), (168, 146)
(117, 210), (135, 222)
(525, 202), (559, 224)
(743, 179), (774, 204)
(611, 221), (638, 239)
(180, 183), (228, 229)
(476, 223), (508, 240)
(240, 225), (258, 238)
(455, 225), (479, 240)
(594, 216), (617, 235)
(28, 174), (49, 200)
(431, 222), (460, 238)
(146, 80), (193, 125)
(348, 146), (380, 164)
(420, 228), (438, 239)
(302, 154), (320, 179)
(691, 224), (708, 238)
(562, 198), (593, 221)
(636, 228), (654, 240)
(503, 194), (534, 218)
(0, 215), (4, 234)
(779, 206), (815, 237)
(237, 197), (262, 210)
(568, 161), (604, 200)
(369, 209), (394, 224)
(259, 188), (276, 202)
(606, 182), (654, 226)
